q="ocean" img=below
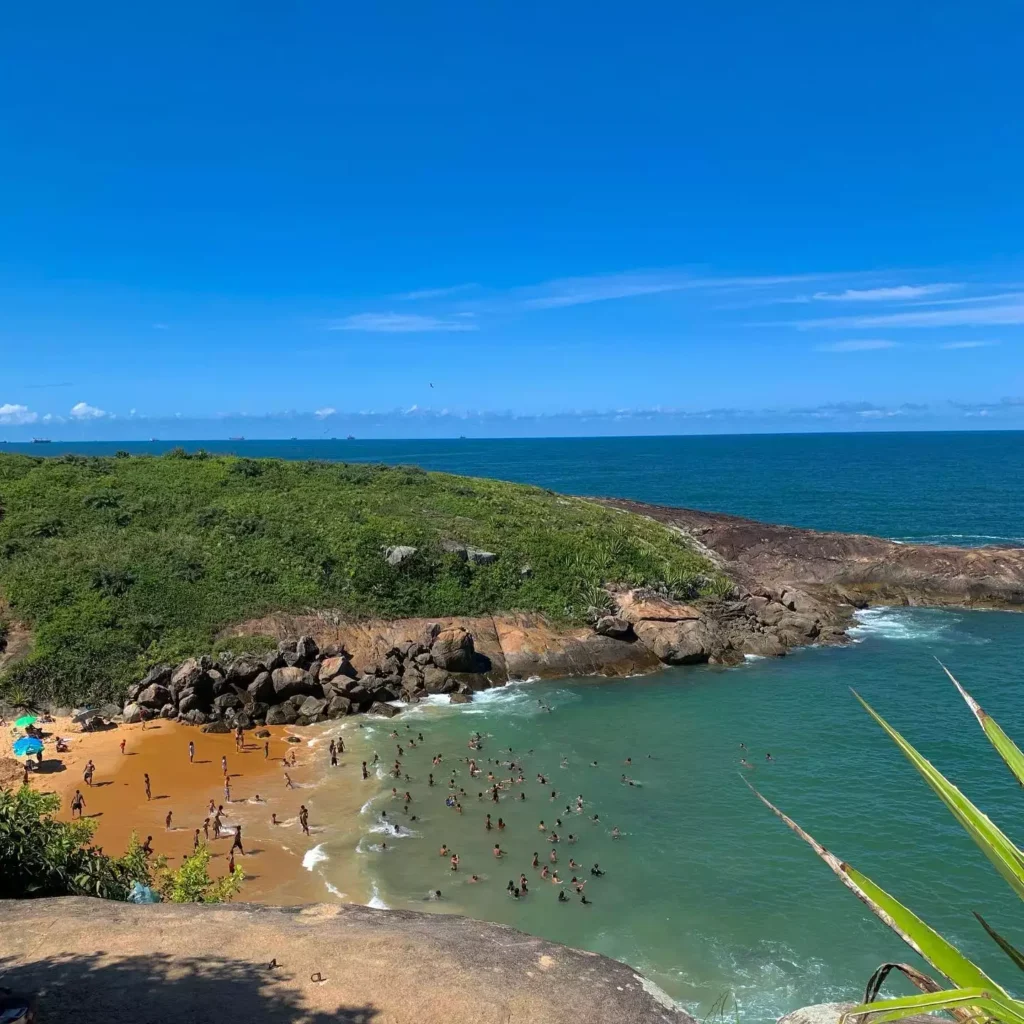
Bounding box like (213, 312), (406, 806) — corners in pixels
(11, 431), (1024, 1020)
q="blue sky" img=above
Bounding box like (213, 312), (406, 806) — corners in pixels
(2, 1), (1023, 439)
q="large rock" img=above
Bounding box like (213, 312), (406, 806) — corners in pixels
(615, 590), (702, 623)
(207, 670), (230, 698)
(319, 655), (356, 683)
(225, 658), (261, 686)
(127, 664), (172, 702)
(201, 720), (231, 734)
(121, 702), (144, 724)
(384, 545), (417, 566)
(180, 709), (209, 726)
(326, 695), (353, 718)
(213, 693), (242, 712)
(137, 683), (173, 709)
(297, 695), (328, 719)
(271, 666), (318, 701)
(246, 671), (274, 704)
(633, 618), (713, 664)
(449, 692), (473, 704)
(368, 701), (400, 718)
(265, 703), (298, 726)
(171, 658), (203, 690)
(739, 633), (787, 658)
(422, 666), (456, 694)
(594, 615), (633, 639)
(430, 626), (477, 672)
(177, 688), (208, 715)
(296, 635), (320, 664)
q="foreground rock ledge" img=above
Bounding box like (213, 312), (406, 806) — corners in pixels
(0, 897), (691, 1024)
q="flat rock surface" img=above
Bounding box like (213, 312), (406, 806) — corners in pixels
(0, 897), (691, 1024)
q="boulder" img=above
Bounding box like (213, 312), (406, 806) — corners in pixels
(171, 658), (203, 691)
(413, 652), (432, 666)
(278, 639), (298, 654)
(278, 650), (303, 668)
(430, 627), (476, 672)
(756, 602), (787, 627)
(246, 671), (275, 704)
(467, 547), (497, 565)
(634, 618), (713, 665)
(181, 709), (209, 726)
(271, 666), (318, 701)
(319, 655), (356, 683)
(372, 686), (399, 703)
(326, 695), (353, 718)
(213, 693), (242, 711)
(744, 595), (770, 616)
(201, 720), (231, 734)
(594, 615), (633, 639)
(384, 545), (417, 566)
(422, 666), (456, 694)
(207, 670), (230, 698)
(254, 728), (271, 738)
(265, 704), (298, 726)
(121, 702), (144, 724)
(177, 689), (209, 715)
(159, 704), (176, 719)
(248, 701), (269, 723)
(777, 613), (820, 639)
(297, 696), (328, 719)
(137, 683), (173, 709)
(128, 664), (172, 701)
(320, 643), (345, 658)
(286, 735), (303, 744)
(449, 692), (473, 704)
(381, 655), (403, 676)
(368, 702), (400, 718)
(739, 633), (787, 658)
(226, 658), (261, 686)
(232, 711), (253, 731)
(296, 635), (320, 663)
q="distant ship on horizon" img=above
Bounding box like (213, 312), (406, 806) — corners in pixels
(31, 438), (52, 443)
(346, 434), (355, 440)
(228, 436), (245, 441)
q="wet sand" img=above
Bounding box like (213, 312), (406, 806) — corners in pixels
(19, 716), (376, 905)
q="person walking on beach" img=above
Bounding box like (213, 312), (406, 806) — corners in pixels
(329, 740), (338, 767)
(361, 761), (369, 780)
(83, 760), (95, 786)
(120, 738), (126, 755)
(194, 828), (201, 852)
(203, 817), (210, 841)
(188, 740), (195, 763)
(264, 740), (269, 759)
(224, 777), (231, 801)
(221, 754), (228, 776)
(165, 810), (173, 830)
(299, 805), (310, 835)
(231, 825), (244, 855)
(70, 789), (86, 818)
(144, 773), (151, 800)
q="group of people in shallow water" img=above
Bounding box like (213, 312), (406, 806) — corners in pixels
(359, 723), (633, 907)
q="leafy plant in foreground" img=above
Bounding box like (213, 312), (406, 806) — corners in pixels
(751, 664), (1024, 1024)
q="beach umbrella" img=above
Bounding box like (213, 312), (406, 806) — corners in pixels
(13, 715), (37, 729)
(12, 736), (43, 758)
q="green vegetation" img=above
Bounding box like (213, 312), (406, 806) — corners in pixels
(0, 451), (726, 704)
(0, 786), (242, 902)
(752, 665), (1024, 1024)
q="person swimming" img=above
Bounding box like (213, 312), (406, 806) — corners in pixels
(591, 863), (604, 876)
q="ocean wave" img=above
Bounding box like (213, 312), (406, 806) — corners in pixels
(368, 822), (420, 838)
(890, 533), (1024, 548)
(302, 844), (329, 870)
(849, 607), (952, 642)
(324, 880), (345, 899)
(367, 884), (390, 909)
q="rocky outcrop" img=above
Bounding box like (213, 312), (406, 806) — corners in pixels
(595, 499), (1024, 610)
(0, 897), (691, 1024)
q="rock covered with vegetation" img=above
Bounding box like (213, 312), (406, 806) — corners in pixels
(0, 450), (726, 706)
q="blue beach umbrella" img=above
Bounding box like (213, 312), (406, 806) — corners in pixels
(12, 736), (43, 758)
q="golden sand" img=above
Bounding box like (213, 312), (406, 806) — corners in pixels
(16, 715), (375, 905)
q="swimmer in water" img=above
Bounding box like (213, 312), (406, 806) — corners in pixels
(611, 826), (621, 839)
(766, 752), (774, 762)
(740, 758), (752, 769)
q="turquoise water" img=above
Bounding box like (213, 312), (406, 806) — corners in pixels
(14, 433), (1024, 1017)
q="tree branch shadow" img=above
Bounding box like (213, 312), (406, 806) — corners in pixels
(0, 951), (379, 1023)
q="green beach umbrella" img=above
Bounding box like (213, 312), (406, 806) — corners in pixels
(14, 715), (37, 729)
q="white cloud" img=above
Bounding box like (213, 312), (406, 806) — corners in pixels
(0, 403), (38, 425)
(314, 407), (336, 419)
(808, 284), (959, 303)
(327, 313), (479, 333)
(939, 340), (1000, 350)
(70, 401), (107, 420)
(797, 301), (1024, 329)
(815, 339), (900, 352)
(397, 284), (477, 301)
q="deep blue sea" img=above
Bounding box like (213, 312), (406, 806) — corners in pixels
(10, 432), (1024, 1020)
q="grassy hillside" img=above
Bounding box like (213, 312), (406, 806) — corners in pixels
(0, 450), (727, 705)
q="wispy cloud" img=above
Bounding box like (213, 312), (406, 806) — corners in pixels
(815, 339), (900, 352)
(314, 407), (336, 419)
(327, 313), (479, 333)
(806, 284), (960, 303)
(796, 301), (1024, 330)
(939, 340), (1000, 350)
(70, 401), (108, 420)
(0, 403), (38, 425)
(396, 284), (477, 301)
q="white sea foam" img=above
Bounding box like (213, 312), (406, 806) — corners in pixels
(368, 822), (419, 838)
(324, 880), (345, 899)
(302, 844), (329, 870)
(849, 607), (951, 642)
(367, 884), (389, 909)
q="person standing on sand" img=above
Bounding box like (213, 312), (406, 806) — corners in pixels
(299, 805), (310, 835)
(120, 738), (126, 755)
(142, 836), (153, 855)
(144, 773), (151, 800)
(165, 811), (173, 830)
(231, 825), (244, 855)
(203, 818), (210, 841)
(228, 852), (235, 874)
(221, 755), (228, 775)
(361, 761), (369, 780)
(224, 777), (231, 801)
(194, 828), (201, 852)
(70, 789), (86, 818)
(264, 740), (269, 759)
(188, 740), (195, 763)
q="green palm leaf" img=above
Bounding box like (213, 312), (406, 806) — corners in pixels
(975, 912), (1024, 975)
(746, 780), (1003, 993)
(853, 689), (1024, 902)
(845, 987), (1024, 1024)
(939, 660), (1024, 789)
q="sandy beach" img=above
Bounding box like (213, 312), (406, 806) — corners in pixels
(11, 715), (376, 906)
